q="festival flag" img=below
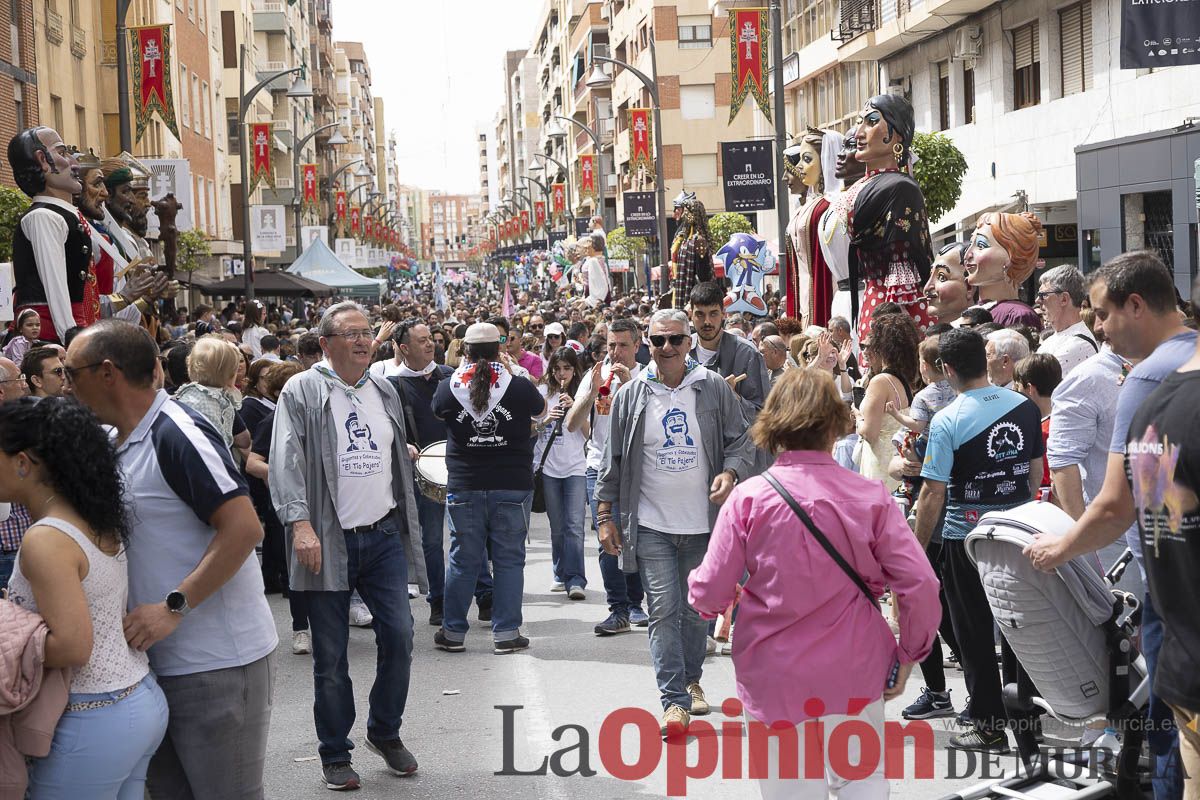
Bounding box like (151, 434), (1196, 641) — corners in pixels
(579, 154), (597, 199)
(502, 278), (514, 318)
(729, 8), (771, 123)
(350, 206), (361, 236)
(519, 210), (530, 234)
(335, 190), (347, 226)
(535, 200), (546, 230)
(301, 164), (319, 209)
(365, 216), (373, 243)
(628, 109), (654, 176)
(248, 123), (273, 193)
(130, 24), (181, 143)
(552, 183), (566, 219)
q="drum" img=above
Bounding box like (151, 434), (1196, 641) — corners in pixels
(415, 441), (448, 503)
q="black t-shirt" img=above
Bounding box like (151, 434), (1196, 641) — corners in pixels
(389, 365), (453, 449)
(1125, 369), (1200, 711)
(431, 373), (544, 492)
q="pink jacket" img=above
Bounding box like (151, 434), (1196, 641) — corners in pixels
(688, 451), (940, 725)
(0, 599), (69, 800)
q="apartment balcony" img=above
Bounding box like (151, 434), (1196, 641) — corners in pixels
(70, 23), (86, 58)
(253, 1), (287, 33)
(835, 0), (982, 61)
(256, 61), (294, 86)
(315, 0), (332, 31)
(45, 8), (63, 44)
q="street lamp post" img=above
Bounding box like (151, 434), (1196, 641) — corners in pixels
(238, 43), (311, 300)
(116, 0), (133, 152)
(588, 48), (669, 294)
(324, 158), (365, 234)
(291, 118), (345, 260)
(532, 152), (573, 231)
(549, 115), (605, 241)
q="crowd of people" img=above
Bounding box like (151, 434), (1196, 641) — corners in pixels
(1, 134), (1198, 800)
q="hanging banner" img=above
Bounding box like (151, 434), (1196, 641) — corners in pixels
(130, 24), (181, 143)
(534, 200), (546, 230)
(628, 109), (654, 176)
(350, 206), (361, 236)
(250, 205), (286, 254)
(575, 217), (591, 238)
(579, 155), (597, 199)
(551, 183), (566, 218)
(721, 140), (776, 212)
(301, 225), (328, 251)
(519, 210), (530, 234)
(1120, 3), (1200, 68)
(301, 164), (319, 209)
(729, 8), (771, 124)
(622, 191), (657, 237)
(365, 216), (374, 243)
(248, 123), (273, 193)
(335, 190), (347, 223)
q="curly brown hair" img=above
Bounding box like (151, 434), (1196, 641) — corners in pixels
(864, 312), (921, 388)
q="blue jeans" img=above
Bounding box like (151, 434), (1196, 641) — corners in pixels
(28, 675), (169, 799)
(303, 520), (414, 766)
(544, 474), (587, 590)
(443, 490), (531, 642)
(0, 550), (14, 591)
(1143, 592), (1184, 800)
(586, 468), (644, 615)
(636, 526), (710, 711)
(416, 480), (447, 603)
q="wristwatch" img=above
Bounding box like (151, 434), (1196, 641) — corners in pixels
(165, 590), (191, 617)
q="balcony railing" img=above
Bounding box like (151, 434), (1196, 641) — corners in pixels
(834, 0), (877, 41)
(46, 8), (64, 44)
(70, 24), (86, 58)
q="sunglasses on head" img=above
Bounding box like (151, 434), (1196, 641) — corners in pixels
(649, 334), (689, 348)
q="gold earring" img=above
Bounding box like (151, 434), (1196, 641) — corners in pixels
(892, 143), (905, 162)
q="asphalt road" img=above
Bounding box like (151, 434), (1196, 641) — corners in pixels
(262, 509), (1029, 800)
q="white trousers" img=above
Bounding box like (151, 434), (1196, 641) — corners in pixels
(746, 698), (889, 800)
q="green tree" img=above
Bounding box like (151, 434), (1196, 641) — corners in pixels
(0, 187), (30, 263)
(707, 211), (753, 250)
(605, 226), (648, 261)
(911, 131), (968, 223)
(176, 229), (212, 278)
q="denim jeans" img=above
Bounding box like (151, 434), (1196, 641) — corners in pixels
(0, 550), (14, 591)
(443, 489), (531, 642)
(585, 468), (644, 615)
(543, 474), (587, 590)
(302, 519), (414, 766)
(28, 675), (168, 800)
(636, 526), (710, 711)
(415, 480), (448, 603)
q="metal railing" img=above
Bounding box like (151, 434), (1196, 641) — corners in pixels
(70, 23), (86, 58)
(46, 8), (64, 44)
(834, 0), (878, 42)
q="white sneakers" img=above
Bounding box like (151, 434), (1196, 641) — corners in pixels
(292, 630), (311, 655)
(349, 603), (374, 628)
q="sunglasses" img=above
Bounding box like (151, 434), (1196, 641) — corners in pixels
(649, 334), (689, 348)
(528, 324), (544, 331)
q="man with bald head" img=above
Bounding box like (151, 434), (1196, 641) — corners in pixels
(0, 357), (27, 402)
(759, 335), (790, 385)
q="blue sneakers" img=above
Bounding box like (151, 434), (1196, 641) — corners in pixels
(902, 687), (955, 720)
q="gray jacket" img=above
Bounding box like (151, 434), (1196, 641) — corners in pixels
(691, 331), (771, 420)
(268, 368), (427, 593)
(594, 368), (754, 574)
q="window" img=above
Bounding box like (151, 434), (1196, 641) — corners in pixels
(963, 63), (976, 124)
(785, 0), (836, 52)
(201, 81), (211, 137)
(208, 180), (217, 236)
(50, 95), (63, 132)
(195, 175), (206, 233)
(680, 84), (715, 120)
(197, 0), (205, 28)
(191, 73), (201, 133)
(179, 65), (190, 128)
(682, 154), (717, 186)
(1012, 22), (1041, 109)
(678, 14), (712, 48)
(187, 0), (194, 22)
(1059, 1), (1092, 96)
(220, 11), (236, 67)
(800, 61), (876, 132)
(75, 105), (85, 149)
(937, 61), (950, 131)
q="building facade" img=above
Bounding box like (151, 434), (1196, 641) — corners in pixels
(0, 0), (38, 189)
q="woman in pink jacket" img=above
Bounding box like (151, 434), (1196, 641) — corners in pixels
(689, 368), (940, 800)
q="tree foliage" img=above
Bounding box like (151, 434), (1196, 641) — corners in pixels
(911, 131), (968, 223)
(606, 226), (648, 261)
(707, 211), (754, 250)
(0, 187), (30, 263)
(175, 229), (212, 275)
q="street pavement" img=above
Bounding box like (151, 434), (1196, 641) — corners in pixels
(263, 509), (1026, 800)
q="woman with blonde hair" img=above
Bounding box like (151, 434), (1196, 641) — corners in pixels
(964, 211), (1044, 330)
(173, 335), (248, 449)
(689, 368), (940, 799)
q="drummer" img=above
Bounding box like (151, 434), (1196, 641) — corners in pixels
(387, 320), (493, 627)
(431, 322), (545, 654)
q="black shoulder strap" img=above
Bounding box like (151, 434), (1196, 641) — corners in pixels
(762, 470), (877, 606)
(1074, 333), (1099, 353)
(536, 419), (564, 472)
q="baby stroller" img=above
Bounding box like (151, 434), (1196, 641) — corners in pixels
(945, 500), (1149, 800)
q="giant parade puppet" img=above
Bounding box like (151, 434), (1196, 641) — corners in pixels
(668, 191), (712, 310)
(782, 126), (842, 327)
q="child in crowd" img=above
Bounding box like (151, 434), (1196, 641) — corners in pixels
(1013, 352), (1063, 502)
(888, 335), (957, 511)
(173, 335), (245, 448)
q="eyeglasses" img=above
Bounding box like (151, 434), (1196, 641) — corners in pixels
(528, 324), (544, 331)
(327, 330), (374, 341)
(1035, 289), (1064, 301)
(649, 334), (689, 348)
(62, 361), (108, 382)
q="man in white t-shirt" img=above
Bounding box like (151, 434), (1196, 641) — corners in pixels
(269, 302), (425, 791)
(1035, 265), (1098, 376)
(566, 318), (646, 635)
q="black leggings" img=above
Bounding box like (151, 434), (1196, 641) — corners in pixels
(915, 541), (960, 693)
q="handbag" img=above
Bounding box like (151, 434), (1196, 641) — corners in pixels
(531, 419), (564, 514)
(762, 470), (877, 606)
